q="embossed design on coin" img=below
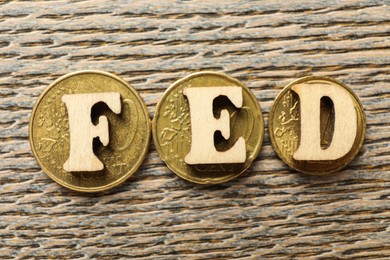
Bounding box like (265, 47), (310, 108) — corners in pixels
(273, 90), (300, 158)
(29, 71), (150, 192)
(152, 72), (264, 184)
(268, 76), (366, 175)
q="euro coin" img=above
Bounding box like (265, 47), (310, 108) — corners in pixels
(152, 71), (264, 184)
(29, 70), (150, 192)
(268, 76), (365, 175)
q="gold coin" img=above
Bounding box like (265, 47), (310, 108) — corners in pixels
(152, 71), (264, 184)
(29, 70), (150, 192)
(268, 76), (366, 175)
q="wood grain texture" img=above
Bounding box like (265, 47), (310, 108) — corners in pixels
(0, 0), (389, 258)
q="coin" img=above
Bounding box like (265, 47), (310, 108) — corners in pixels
(152, 71), (264, 184)
(29, 70), (150, 192)
(268, 76), (366, 175)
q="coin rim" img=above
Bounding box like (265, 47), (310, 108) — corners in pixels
(152, 71), (264, 184)
(268, 75), (366, 175)
(29, 70), (151, 192)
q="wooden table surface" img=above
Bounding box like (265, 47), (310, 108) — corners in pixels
(0, 0), (389, 259)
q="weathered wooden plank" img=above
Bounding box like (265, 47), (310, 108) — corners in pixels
(0, 0), (389, 259)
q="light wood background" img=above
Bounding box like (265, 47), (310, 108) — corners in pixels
(0, 0), (389, 259)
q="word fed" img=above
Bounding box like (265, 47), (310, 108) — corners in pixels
(29, 70), (365, 192)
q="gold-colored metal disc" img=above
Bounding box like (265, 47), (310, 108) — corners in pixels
(268, 76), (366, 175)
(152, 71), (264, 184)
(29, 70), (151, 192)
